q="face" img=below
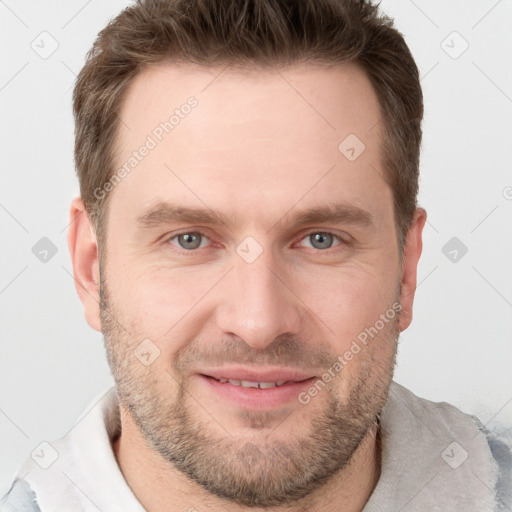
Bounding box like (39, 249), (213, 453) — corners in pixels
(90, 62), (416, 507)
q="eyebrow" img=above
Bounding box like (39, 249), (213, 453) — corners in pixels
(135, 201), (374, 231)
(136, 203), (231, 228)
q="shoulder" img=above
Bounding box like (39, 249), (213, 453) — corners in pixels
(382, 382), (511, 511)
(485, 426), (512, 511)
(0, 479), (41, 512)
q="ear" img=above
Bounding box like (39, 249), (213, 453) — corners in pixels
(67, 197), (102, 332)
(398, 207), (427, 332)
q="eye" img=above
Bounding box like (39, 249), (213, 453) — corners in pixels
(297, 232), (344, 250)
(168, 232), (210, 251)
(164, 230), (347, 254)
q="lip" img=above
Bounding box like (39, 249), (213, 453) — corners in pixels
(195, 366), (318, 410)
(199, 366), (316, 383)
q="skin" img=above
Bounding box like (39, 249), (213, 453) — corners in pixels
(68, 62), (426, 511)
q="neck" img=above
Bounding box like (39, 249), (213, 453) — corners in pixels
(113, 407), (381, 512)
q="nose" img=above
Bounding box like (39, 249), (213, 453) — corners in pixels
(215, 246), (303, 351)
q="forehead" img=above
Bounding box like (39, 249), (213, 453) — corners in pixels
(117, 61), (382, 149)
(111, 61), (390, 227)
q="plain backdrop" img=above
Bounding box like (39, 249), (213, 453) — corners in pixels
(1, 0), (511, 495)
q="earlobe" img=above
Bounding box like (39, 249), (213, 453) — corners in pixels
(67, 197), (102, 332)
(398, 207), (427, 332)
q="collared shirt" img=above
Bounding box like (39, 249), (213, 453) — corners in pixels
(1, 381), (511, 511)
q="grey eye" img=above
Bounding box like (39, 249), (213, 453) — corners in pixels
(176, 232), (203, 250)
(309, 232), (335, 250)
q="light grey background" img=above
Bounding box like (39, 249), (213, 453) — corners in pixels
(1, 0), (511, 495)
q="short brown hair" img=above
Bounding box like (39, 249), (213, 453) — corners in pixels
(73, 0), (423, 252)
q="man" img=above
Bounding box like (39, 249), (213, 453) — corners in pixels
(1, 0), (510, 510)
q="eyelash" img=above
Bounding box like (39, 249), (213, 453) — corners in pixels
(163, 230), (350, 255)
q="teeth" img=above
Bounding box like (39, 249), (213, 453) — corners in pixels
(219, 378), (288, 388)
(240, 380), (259, 388)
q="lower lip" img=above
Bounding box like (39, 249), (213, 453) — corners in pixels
(198, 374), (316, 410)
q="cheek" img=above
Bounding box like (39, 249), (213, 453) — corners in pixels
(106, 262), (219, 349)
(296, 261), (400, 353)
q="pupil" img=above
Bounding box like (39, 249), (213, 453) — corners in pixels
(311, 232), (332, 249)
(180, 233), (201, 249)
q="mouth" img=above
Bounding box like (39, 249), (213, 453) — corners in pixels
(196, 368), (317, 410)
(208, 377), (293, 388)
(203, 375), (311, 389)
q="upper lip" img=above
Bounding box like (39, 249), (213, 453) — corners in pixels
(198, 366), (317, 383)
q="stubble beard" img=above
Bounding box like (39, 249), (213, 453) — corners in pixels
(100, 276), (398, 508)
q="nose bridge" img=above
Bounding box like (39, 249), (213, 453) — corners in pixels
(215, 245), (301, 349)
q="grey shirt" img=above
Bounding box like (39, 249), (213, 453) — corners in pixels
(1, 382), (510, 511)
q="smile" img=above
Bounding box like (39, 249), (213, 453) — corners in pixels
(197, 370), (318, 410)
(212, 378), (289, 388)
